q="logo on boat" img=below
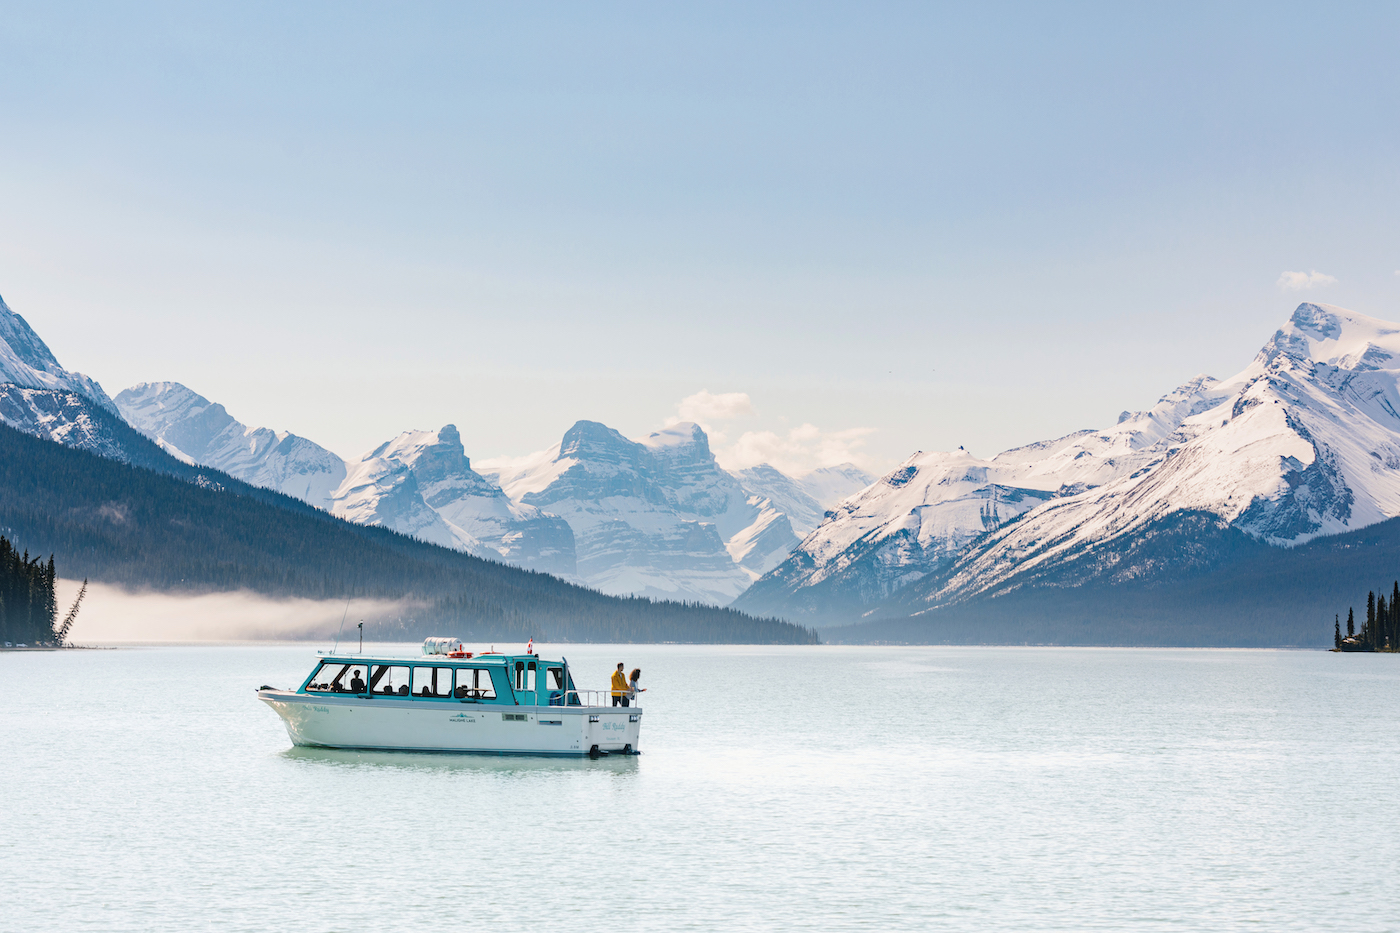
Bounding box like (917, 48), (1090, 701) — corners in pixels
(449, 713), (476, 723)
(312, 706), (330, 713)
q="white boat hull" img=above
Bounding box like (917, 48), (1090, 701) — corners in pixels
(258, 690), (642, 756)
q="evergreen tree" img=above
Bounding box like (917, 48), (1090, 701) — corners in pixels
(1376, 595), (1387, 649)
(0, 536), (59, 644)
(1347, 607), (1355, 638)
(1367, 591), (1375, 636)
(1335, 615), (1342, 649)
(1383, 582), (1394, 647)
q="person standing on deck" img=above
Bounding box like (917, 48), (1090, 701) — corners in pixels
(611, 663), (628, 707)
(628, 668), (646, 705)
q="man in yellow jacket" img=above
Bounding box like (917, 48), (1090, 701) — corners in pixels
(611, 662), (628, 707)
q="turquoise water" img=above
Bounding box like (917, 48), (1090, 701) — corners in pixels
(2, 644), (1397, 932)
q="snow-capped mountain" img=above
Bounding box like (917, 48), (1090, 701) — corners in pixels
(117, 382), (577, 576)
(0, 293), (115, 411)
(738, 303), (1400, 623)
(116, 382), (347, 508)
(487, 420), (802, 602)
(734, 463), (875, 535)
(331, 425), (576, 576)
(0, 292), (158, 461)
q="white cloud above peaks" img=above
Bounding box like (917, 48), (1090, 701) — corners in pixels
(673, 390), (754, 423)
(716, 424), (877, 476)
(1277, 270), (1338, 290)
(664, 390), (755, 444)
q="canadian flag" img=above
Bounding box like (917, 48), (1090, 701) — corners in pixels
(526, 637), (534, 655)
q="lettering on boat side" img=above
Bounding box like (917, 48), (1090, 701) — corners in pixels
(449, 713), (476, 724)
(602, 721), (625, 731)
(312, 706), (330, 713)
(502, 713), (528, 722)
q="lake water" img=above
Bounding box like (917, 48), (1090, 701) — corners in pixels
(2, 644), (1397, 932)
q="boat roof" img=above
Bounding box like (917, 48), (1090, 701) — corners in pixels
(315, 652), (556, 665)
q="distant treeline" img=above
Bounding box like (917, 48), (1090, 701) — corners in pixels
(1333, 582), (1399, 652)
(0, 422), (818, 644)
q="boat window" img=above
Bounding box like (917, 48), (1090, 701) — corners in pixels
(412, 665), (455, 698)
(454, 667), (497, 699)
(371, 665), (411, 696)
(514, 661), (536, 692)
(547, 668), (565, 690)
(306, 662), (352, 692)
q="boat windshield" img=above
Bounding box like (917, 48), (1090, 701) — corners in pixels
(305, 661), (367, 693)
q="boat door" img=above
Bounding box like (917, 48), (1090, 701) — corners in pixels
(513, 659), (538, 705)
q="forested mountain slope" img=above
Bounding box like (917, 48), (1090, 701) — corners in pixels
(821, 509), (1400, 647)
(0, 424), (816, 644)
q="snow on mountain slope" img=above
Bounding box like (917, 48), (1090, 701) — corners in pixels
(734, 465), (827, 536)
(117, 384), (575, 575)
(0, 293), (176, 465)
(736, 375), (1225, 615)
(736, 462), (876, 536)
(726, 496), (800, 580)
(489, 420), (798, 602)
(0, 293), (116, 412)
(799, 464), (878, 509)
(333, 426), (576, 576)
(331, 451), (463, 550)
(0, 385), (145, 463)
(116, 382), (347, 509)
(739, 303), (1400, 622)
(918, 303), (1400, 606)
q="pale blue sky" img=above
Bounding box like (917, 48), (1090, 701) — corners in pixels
(2, 3), (1398, 473)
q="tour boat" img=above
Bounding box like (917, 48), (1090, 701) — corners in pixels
(257, 640), (641, 757)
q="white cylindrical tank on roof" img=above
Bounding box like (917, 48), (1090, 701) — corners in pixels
(422, 637), (461, 655)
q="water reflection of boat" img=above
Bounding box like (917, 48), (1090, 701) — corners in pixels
(257, 640), (642, 757)
(281, 745), (641, 774)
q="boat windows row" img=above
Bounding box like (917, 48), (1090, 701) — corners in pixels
(304, 662), (499, 699)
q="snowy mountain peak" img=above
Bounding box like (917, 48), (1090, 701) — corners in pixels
(641, 421), (710, 454)
(1261, 303), (1400, 371)
(334, 423), (577, 576)
(738, 302), (1400, 624)
(117, 380), (348, 507)
(560, 420), (633, 460)
(0, 293), (116, 412)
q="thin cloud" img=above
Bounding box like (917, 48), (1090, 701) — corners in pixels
(1277, 270), (1338, 291)
(716, 424), (877, 476)
(672, 390), (753, 423)
(663, 390), (755, 443)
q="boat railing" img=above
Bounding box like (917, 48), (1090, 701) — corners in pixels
(555, 689), (637, 709)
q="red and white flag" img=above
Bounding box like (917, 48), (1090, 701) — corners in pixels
(526, 637), (534, 654)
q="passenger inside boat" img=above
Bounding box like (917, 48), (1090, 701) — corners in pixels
(305, 662), (349, 692)
(453, 667), (497, 700)
(348, 670), (365, 693)
(370, 664), (411, 695)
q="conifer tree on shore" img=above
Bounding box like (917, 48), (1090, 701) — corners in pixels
(1347, 608), (1355, 638)
(0, 536), (83, 646)
(1335, 616), (1341, 649)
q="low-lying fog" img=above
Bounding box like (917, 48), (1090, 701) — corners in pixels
(57, 579), (418, 643)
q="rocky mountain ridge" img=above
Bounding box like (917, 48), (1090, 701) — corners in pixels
(737, 303), (1400, 625)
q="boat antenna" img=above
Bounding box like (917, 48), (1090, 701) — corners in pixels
(358, 621), (364, 654)
(331, 598), (351, 653)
